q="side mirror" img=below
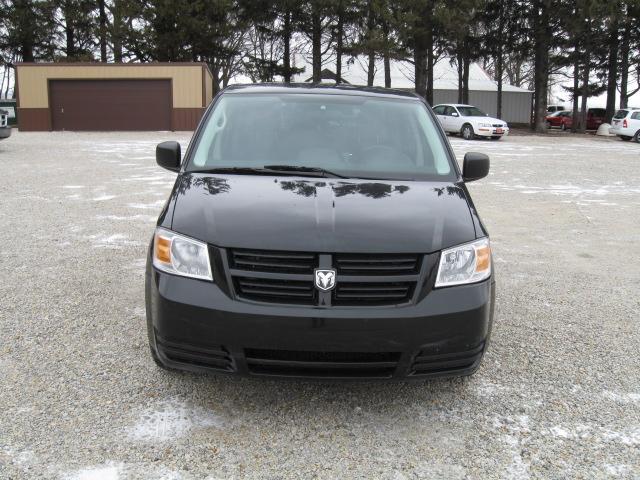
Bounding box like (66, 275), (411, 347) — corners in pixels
(463, 152), (490, 182)
(451, 112), (459, 117)
(156, 141), (181, 172)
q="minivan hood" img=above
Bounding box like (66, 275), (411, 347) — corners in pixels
(169, 174), (477, 253)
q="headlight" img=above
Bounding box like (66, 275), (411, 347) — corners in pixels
(435, 238), (491, 287)
(153, 227), (213, 281)
(479, 123), (492, 127)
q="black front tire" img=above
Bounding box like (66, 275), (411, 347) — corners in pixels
(462, 124), (475, 140)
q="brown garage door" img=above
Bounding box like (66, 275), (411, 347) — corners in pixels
(49, 79), (172, 131)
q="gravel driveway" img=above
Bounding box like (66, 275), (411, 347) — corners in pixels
(1, 131), (639, 479)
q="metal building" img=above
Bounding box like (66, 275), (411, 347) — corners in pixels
(16, 62), (214, 131)
(294, 57), (533, 124)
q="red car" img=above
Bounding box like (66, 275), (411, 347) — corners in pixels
(548, 108), (606, 131)
(546, 110), (572, 130)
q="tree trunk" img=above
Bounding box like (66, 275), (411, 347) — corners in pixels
(414, 45), (426, 98)
(532, 0), (551, 133)
(366, 0), (375, 86)
(65, 24), (76, 58)
(571, 57), (579, 133)
(457, 50), (463, 104)
(382, 18), (390, 88)
(496, 9), (505, 119)
(336, 8), (343, 84)
(21, 42), (34, 62)
(312, 6), (322, 82)
(97, 0), (108, 62)
(112, 0), (123, 62)
(578, 51), (590, 133)
(619, 20), (630, 108)
(462, 43), (470, 104)
(283, 10), (292, 82)
(211, 65), (221, 96)
(604, 14), (619, 123)
(496, 50), (503, 118)
(425, 4), (434, 104)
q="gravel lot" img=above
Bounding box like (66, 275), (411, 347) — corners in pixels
(1, 130), (639, 479)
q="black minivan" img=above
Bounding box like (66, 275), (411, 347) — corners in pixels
(146, 84), (495, 380)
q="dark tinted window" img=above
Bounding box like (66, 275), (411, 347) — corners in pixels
(632, 112), (640, 120)
(433, 105), (445, 115)
(614, 110), (628, 119)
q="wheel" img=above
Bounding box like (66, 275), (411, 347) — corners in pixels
(620, 135), (632, 141)
(490, 136), (501, 140)
(461, 124), (475, 140)
(634, 131), (640, 143)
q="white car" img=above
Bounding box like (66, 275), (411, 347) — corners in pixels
(0, 109), (11, 141)
(610, 107), (640, 142)
(433, 104), (509, 140)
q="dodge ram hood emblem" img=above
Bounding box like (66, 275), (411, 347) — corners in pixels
(315, 269), (337, 291)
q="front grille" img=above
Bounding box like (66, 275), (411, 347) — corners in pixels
(333, 281), (415, 306)
(492, 123), (503, 128)
(335, 253), (420, 275)
(410, 343), (484, 376)
(156, 336), (234, 371)
(245, 348), (400, 378)
(230, 249), (316, 274)
(233, 276), (315, 305)
(226, 248), (423, 307)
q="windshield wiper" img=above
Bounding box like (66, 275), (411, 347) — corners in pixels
(188, 167), (270, 175)
(188, 165), (349, 179)
(263, 165), (349, 178)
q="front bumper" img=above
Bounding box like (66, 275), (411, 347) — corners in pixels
(476, 127), (509, 137)
(0, 127), (11, 139)
(145, 261), (496, 381)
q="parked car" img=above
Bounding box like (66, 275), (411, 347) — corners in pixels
(433, 103), (509, 140)
(146, 85), (495, 380)
(545, 110), (572, 130)
(547, 105), (567, 113)
(610, 107), (640, 142)
(0, 109), (11, 140)
(550, 108), (607, 131)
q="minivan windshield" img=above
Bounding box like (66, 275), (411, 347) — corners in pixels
(188, 93), (455, 181)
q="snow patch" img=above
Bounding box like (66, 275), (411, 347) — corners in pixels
(92, 195), (117, 202)
(127, 200), (166, 210)
(549, 423), (640, 446)
(96, 214), (156, 223)
(602, 390), (640, 404)
(127, 397), (224, 442)
(62, 462), (123, 480)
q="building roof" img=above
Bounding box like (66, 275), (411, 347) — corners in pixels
(286, 54), (532, 93)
